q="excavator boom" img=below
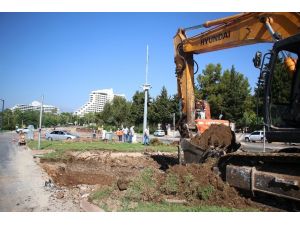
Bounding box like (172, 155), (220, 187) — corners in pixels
(174, 12), (300, 129)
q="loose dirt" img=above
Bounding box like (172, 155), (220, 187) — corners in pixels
(162, 160), (256, 209)
(39, 150), (273, 211)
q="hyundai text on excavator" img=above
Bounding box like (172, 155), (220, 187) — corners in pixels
(174, 12), (300, 201)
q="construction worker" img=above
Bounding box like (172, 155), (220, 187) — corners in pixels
(116, 129), (123, 142)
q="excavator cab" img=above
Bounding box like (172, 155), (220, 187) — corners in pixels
(256, 33), (300, 143)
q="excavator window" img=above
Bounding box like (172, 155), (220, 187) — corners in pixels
(269, 49), (299, 128)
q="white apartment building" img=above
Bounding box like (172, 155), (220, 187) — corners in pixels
(11, 101), (60, 114)
(74, 88), (125, 116)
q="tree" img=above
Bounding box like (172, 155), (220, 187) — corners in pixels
(84, 112), (96, 125)
(101, 102), (114, 125)
(195, 64), (254, 127)
(2, 109), (15, 130)
(13, 109), (23, 127)
(196, 63), (223, 118)
(94, 112), (104, 126)
(129, 91), (146, 126)
(20, 110), (39, 127)
(43, 113), (58, 127)
(111, 96), (131, 127)
(219, 66), (252, 123)
(169, 94), (180, 128)
(149, 86), (175, 128)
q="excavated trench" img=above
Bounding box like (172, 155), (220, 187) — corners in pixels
(39, 150), (274, 211)
(41, 151), (161, 186)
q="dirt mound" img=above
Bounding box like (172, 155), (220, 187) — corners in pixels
(162, 159), (258, 209)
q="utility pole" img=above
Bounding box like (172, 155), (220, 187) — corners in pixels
(142, 45), (151, 142)
(38, 95), (44, 150)
(0, 99), (4, 131)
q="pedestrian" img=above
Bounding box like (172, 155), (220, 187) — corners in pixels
(143, 127), (150, 145)
(118, 129), (123, 142)
(115, 128), (122, 142)
(102, 129), (106, 140)
(123, 126), (128, 142)
(129, 126), (135, 143)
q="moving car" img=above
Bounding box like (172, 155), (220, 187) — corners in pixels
(244, 131), (264, 142)
(45, 130), (79, 141)
(153, 130), (165, 137)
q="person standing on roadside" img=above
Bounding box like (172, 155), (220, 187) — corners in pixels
(116, 128), (123, 142)
(123, 127), (128, 142)
(129, 126), (135, 143)
(143, 127), (150, 145)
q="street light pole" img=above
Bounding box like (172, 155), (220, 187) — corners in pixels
(38, 95), (44, 150)
(0, 99), (4, 131)
(142, 45), (151, 143)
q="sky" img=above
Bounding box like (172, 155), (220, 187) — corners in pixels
(0, 12), (273, 112)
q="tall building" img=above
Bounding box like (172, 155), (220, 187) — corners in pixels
(74, 88), (125, 116)
(11, 101), (60, 114)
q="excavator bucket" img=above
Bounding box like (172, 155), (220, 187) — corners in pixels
(180, 124), (240, 164)
(180, 138), (207, 163)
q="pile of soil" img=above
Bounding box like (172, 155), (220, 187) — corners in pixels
(161, 160), (258, 209)
(190, 124), (233, 150)
(190, 124), (239, 154)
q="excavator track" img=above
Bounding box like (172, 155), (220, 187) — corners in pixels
(217, 150), (300, 201)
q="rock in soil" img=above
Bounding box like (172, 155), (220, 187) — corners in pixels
(117, 178), (131, 191)
(55, 191), (64, 199)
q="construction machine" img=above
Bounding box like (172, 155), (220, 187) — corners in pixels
(174, 12), (300, 201)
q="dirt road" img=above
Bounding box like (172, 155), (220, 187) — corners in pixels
(0, 132), (80, 212)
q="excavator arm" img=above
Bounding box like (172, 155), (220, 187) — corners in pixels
(174, 12), (300, 131)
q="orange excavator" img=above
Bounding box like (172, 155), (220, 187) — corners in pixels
(175, 12), (299, 138)
(174, 12), (300, 201)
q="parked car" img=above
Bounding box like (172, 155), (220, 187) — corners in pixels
(16, 127), (29, 133)
(45, 130), (79, 141)
(244, 131), (265, 142)
(153, 130), (165, 137)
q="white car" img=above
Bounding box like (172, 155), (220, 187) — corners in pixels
(45, 130), (79, 141)
(16, 127), (29, 133)
(244, 131), (264, 142)
(153, 130), (165, 137)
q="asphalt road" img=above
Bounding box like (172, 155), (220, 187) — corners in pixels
(149, 132), (298, 152)
(0, 132), (79, 212)
(237, 133), (299, 152)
